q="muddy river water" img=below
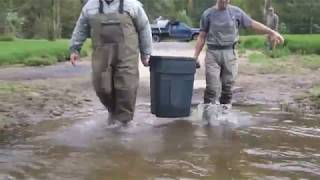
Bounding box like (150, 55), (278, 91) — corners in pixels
(0, 42), (319, 179)
(0, 104), (319, 180)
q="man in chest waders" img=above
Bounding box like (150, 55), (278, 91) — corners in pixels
(194, 0), (284, 117)
(266, 7), (279, 50)
(70, 0), (152, 125)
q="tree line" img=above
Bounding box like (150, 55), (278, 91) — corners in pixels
(0, 0), (319, 40)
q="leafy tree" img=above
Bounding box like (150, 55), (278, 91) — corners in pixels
(273, 0), (320, 33)
(0, 0), (319, 38)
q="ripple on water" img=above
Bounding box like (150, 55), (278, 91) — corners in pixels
(1, 103), (320, 179)
(158, 159), (210, 177)
(250, 161), (320, 176)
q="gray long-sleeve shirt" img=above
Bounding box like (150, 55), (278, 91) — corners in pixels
(70, 0), (152, 57)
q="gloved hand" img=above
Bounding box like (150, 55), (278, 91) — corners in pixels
(269, 31), (285, 47)
(70, 52), (80, 67)
(194, 57), (201, 69)
(141, 55), (150, 67)
(196, 61), (201, 69)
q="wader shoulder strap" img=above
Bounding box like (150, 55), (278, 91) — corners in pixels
(99, 0), (104, 14)
(99, 0), (124, 14)
(119, 0), (124, 14)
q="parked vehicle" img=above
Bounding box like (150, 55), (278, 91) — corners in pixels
(151, 20), (200, 42)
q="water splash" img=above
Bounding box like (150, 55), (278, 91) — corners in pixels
(195, 103), (252, 127)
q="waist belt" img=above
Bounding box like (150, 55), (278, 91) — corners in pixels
(207, 44), (235, 50)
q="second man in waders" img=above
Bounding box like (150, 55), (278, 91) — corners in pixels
(266, 7), (279, 50)
(70, 0), (152, 125)
(194, 0), (284, 116)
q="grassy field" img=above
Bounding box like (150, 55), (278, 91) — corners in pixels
(310, 86), (320, 97)
(308, 85), (320, 110)
(0, 34), (319, 66)
(245, 51), (320, 74)
(0, 39), (91, 66)
(0, 81), (33, 94)
(241, 35), (320, 110)
(238, 34), (320, 74)
(239, 34), (320, 55)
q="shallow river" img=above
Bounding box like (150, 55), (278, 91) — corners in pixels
(1, 103), (319, 180)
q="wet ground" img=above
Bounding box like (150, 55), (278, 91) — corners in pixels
(0, 42), (320, 179)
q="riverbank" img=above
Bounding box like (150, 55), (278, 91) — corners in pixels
(0, 42), (319, 131)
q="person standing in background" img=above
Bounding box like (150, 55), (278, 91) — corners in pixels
(266, 7), (279, 49)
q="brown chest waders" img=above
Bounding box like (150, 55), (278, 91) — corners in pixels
(89, 0), (139, 123)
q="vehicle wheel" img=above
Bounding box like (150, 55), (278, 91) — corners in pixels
(152, 35), (161, 42)
(192, 34), (199, 41)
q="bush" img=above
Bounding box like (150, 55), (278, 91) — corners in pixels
(24, 56), (57, 66)
(0, 39), (91, 66)
(177, 10), (193, 27)
(248, 52), (271, 64)
(265, 47), (291, 58)
(280, 23), (289, 34)
(239, 36), (265, 49)
(0, 35), (15, 41)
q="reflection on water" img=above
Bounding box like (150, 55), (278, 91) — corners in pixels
(0, 104), (320, 180)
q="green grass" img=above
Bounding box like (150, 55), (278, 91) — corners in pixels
(0, 83), (18, 94)
(0, 81), (34, 95)
(285, 35), (320, 54)
(243, 35), (320, 74)
(310, 86), (320, 98)
(247, 51), (320, 74)
(265, 47), (291, 58)
(0, 39), (91, 66)
(248, 52), (270, 64)
(249, 51), (289, 64)
(299, 55), (320, 70)
(248, 51), (287, 74)
(0, 82), (32, 94)
(24, 56), (58, 66)
(0, 34), (15, 41)
(239, 34), (320, 55)
(309, 85), (320, 109)
(248, 51), (320, 70)
(239, 36), (265, 49)
(238, 47), (246, 56)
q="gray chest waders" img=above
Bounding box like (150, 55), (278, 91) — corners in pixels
(204, 8), (238, 105)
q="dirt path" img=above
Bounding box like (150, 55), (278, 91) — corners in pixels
(0, 42), (319, 129)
